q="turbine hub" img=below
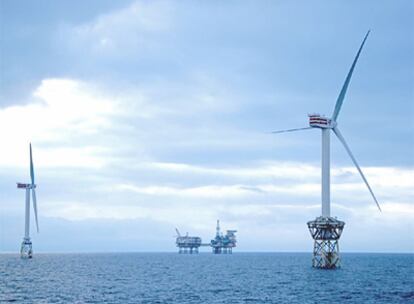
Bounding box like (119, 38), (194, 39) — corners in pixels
(308, 114), (336, 129)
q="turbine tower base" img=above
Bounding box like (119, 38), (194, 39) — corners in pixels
(307, 217), (345, 269)
(20, 238), (33, 259)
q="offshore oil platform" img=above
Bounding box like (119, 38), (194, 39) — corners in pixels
(175, 220), (237, 254)
(211, 220), (237, 254)
(175, 228), (203, 254)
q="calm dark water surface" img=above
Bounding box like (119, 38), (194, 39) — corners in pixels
(1, 253), (413, 303)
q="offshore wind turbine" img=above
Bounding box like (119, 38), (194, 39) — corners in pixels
(272, 31), (381, 268)
(17, 143), (39, 258)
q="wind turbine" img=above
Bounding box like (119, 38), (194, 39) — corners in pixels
(17, 143), (39, 258)
(272, 31), (381, 268)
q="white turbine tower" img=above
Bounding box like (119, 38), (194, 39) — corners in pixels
(272, 31), (381, 268)
(17, 143), (39, 258)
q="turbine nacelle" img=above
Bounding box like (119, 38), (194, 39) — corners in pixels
(308, 114), (337, 129)
(17, 183), (36, 189)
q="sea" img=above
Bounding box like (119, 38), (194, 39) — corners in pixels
(1, 253), (413, 304)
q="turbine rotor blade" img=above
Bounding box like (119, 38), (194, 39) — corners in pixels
(333, 127), (381, 212)
(332, 30), (370, 121)
(271, 127), (313, 134)
(30, 143), (35, 185)
(32, 189), (39, 233)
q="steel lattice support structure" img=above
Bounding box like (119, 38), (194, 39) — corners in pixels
(307, 217), (345, 269)
(20, 238), (33, 259)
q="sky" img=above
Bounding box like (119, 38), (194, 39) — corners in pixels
(0, 0), (413, 253)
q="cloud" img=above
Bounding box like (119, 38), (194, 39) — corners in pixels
(33, 161), (413, 226)
(1, 78), (411, 226)
(66, 0), (173, 55)
(0, 78), (122, 168)
(148, 161), (321, 180)
(115, 183), (254, 198)
(0, 74), (259, 172)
